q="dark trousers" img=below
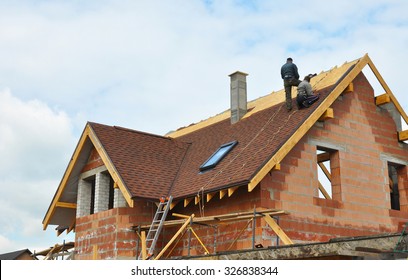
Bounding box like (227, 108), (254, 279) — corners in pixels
(284, 78), (301, 110)
(296, 94), (319, 109)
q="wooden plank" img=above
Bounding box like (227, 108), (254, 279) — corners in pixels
(264, 213), (294, 245)
(170, 201), (178, 210)
(318, 181), (331, 200)
(318, 162), (331, 181)
(93, 245), (98, 260)
(319, 108), (334, 121)
(172, 213), (190, 219)
(154, 215), (194, 260)
(55, 202), (77, 209)
(43, 126), (91, 230)
(273, 163), (281, 170)
(343, 82), (354, 94)
(248, 55), (370, 193)
(367, 56), (408, 125)
(220, 189), (227, 199)
(317, 152), (330, 163)
(190, 227), (210, 255)
(398, 130), (408, 141)
(228, 186), (239, 197)
(88, 126), (134, 207)
(195, 195), (200, 205)
(184, 197), (193, 207)
(207, 192), (215, 203)
(375, 93), (391, 106)
(141, 231), (147, 260)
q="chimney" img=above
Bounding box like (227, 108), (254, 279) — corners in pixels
(229, 71), (248, 124)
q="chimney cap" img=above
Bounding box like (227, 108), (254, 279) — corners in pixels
(229, 71), (248, 77)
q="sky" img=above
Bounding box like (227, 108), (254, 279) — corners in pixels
(0, 0), (407, 255)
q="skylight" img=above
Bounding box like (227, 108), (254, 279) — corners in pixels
(199, 141), (238, 172)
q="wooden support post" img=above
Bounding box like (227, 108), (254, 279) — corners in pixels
(318, 181), (331, 200)
(318, 162), (331, 181)
(263, 213), (293, 245)
(190, 227), (210, 255)
(154, 214), (194, 260)
(141, 231), (147, 260)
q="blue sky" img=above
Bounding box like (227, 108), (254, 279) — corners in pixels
(0, 0), (407, 254)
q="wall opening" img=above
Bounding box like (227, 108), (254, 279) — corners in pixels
(388, 162), (402, 211)
(316, 146), (341, 201)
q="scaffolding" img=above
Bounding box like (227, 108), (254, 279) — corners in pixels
(134, 208), (291, 260)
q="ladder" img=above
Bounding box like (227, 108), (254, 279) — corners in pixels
(138, 196), (173, 259)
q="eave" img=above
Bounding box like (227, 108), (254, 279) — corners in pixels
(42, 123), (134, 231)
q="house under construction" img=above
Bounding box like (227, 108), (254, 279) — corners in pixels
(42, 54), (408, 260)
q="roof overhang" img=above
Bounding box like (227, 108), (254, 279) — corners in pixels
(42, 123), (134, 232)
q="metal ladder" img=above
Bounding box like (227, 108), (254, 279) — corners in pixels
(138, 196), (173, 259)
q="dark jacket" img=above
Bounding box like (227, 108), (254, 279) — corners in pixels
(281, 62), (300, 80)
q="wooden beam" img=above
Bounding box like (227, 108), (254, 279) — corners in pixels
(55, 202), (77, 209)
(184, 197), (193, 207)
(263, 213), (294, 245)
(248, 55), (370, 193)
(318, 181), (331, 200)
(206, 192), (215, 203)
(220, 189), (227, 199)
(273, 163), (281, 171)
(190, 227), (210, 255)
(343, 82), (354, 94)
(228, 186), (239, 197)
(88, 126), (134, 207)
(154, 214), (194, 260)
(138, 209), (288, 229)
(43, 125), (91, 230)
(170, 201), (178, 210)
(317, 152), (330, 163)
(318, 162), (331, 181)
(319, 108), (334, 121)
(398, 130), (408, 142)
(375, 93), (391, 106)
(141, 231), (147, 260)
(195, 195), (200, 205)
(366, 56), (408, 125)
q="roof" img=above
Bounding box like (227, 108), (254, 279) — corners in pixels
(43, 54), (408, 230)
(0, 249), (36, 260)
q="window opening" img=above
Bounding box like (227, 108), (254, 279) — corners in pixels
(200, 141), (238, 172)
(316, 146), (341, 200)
(89, 177), (96, 214)
(388, 163), (401, 211)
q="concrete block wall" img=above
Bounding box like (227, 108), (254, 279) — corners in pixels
(94, 172), (110, 213)
(77, 179), (92, 218)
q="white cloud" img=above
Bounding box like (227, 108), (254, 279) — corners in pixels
(0, 89), (75, 253)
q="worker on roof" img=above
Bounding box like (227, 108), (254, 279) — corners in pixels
(281, 57), (301, 111)
(296, 74), (319, 109)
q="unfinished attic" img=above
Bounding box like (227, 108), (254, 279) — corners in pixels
(43, 54), (408, 260)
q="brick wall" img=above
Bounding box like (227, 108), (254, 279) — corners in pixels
(74, 200), (156, 260)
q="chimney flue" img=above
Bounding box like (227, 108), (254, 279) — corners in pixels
(229, 71), (248, 124)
